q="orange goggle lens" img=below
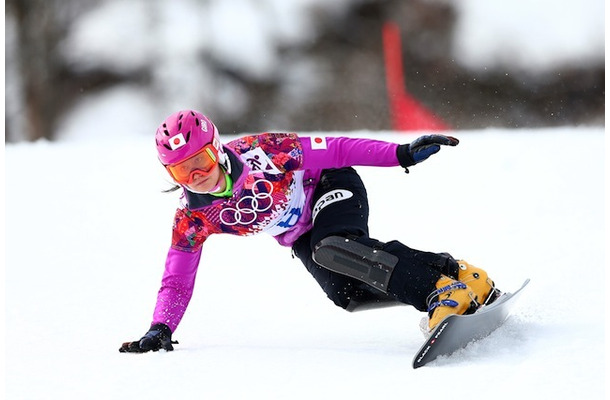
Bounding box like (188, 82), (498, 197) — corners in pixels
(166, 144), (219, 184)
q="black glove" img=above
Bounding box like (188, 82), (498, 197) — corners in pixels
(396, 134), (459, 173)
(119, 323), (177, 353)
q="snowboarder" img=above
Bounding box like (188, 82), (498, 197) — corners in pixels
(120, 110), (497, 353)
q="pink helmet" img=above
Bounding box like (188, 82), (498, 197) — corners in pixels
(155, 110), (224, 166)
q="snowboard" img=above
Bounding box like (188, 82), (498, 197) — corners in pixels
(412, 278), (530, 369)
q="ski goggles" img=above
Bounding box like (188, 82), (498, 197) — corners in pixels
(165, 144), (219, 184)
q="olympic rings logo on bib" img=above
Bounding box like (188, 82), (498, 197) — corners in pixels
(220, 179), (274, 226)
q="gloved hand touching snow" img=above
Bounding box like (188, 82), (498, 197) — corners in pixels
(119, 323), (177, 353)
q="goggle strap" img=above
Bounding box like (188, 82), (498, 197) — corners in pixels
(205, 147), (217, 163)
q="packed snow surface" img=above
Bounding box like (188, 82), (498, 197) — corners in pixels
(5, 127), (605, 399)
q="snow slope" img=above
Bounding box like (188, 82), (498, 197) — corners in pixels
(5, 128), (605, 399)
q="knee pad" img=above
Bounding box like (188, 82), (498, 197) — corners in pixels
(312, 235), (398, 294)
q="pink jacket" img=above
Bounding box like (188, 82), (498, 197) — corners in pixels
(153, 133), (401, 331)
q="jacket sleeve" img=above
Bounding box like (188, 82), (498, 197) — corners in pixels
(152, 247), (202, 332)
(151, 207), (212, 332)
(300, 136), (400, 170)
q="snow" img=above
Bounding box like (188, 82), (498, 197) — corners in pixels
(452, 0), (605, 72)
(5, 127), (605, 399)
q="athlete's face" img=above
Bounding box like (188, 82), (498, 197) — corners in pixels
(184, 163), (224, 193)
(165, 144), (226, 193)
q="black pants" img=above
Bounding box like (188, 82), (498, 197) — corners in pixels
(292, 168), (459, 312)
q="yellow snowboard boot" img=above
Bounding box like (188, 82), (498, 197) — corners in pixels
(426, 275), (479, 332)
(456, 260), (498, 306)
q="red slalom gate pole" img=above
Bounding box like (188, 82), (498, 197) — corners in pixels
(382, 21), (449, 132)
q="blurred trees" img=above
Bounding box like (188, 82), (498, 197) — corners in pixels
(6, 0), (131, 142)
(5, 0), (604, 142)
(7, 0), (66, 142)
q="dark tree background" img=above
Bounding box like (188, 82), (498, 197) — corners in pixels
(5, 0), (604, 142)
